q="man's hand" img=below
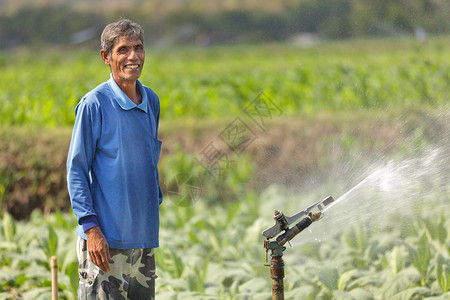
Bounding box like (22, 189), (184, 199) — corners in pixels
(85, 226), (112, 273)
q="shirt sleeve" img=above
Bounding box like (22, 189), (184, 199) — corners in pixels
(80, 215), (100, 232)
(66, 100), (101, 224)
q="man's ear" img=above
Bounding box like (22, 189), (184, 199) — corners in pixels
(100, 49), (110, 65)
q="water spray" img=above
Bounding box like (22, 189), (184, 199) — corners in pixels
(262, 196), (335, 300)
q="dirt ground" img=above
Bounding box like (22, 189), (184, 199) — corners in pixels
(1, 109), (447, 219)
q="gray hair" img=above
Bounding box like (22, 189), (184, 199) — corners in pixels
(100, 19), (144, 55)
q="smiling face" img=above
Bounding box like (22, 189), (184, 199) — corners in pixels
(101, 35), (145, 86)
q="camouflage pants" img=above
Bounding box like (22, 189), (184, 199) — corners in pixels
(77, 237), (156, 300)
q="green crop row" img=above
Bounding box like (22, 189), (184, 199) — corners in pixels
(1, 184), (449, 299)
(1, 37), (449, 127)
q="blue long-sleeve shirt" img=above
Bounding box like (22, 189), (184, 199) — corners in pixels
(66, 74), (163, 249)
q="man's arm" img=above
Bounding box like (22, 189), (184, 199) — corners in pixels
(67, 101), (111, 272)
(67, 101), (100, 222)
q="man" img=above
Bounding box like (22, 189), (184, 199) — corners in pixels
(66, 19), (162, 299)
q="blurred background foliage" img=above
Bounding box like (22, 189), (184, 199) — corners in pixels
(0, 0), (449, 49)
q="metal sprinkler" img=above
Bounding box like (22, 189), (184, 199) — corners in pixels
(262, 196), (335, 300)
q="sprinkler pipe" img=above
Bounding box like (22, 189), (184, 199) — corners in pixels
(262, 196), (335, 300)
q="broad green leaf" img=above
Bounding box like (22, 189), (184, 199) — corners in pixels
(421, 295), (450, 300)
(47, 226), (58, 258)
(285, 286), (315, 300)
(416, 233), (431, 284)
(407, 233), (431, 285)
(238, 277), (267, 295)
(168, 247), (184, 278)
(330, 290), (356, 300)
(347, 273), (381, 290)
(435, 215), (447, 245)
(61, 289), (77, 300)
(344, 225), (368, 254)
(0, 241), (16, 251)
(364, 240), (382, 262)
(407, 244), (420, 272)
(66, 261), (79, 294)
(21, 287), (52, 300)
(200, 254), (210, 287)
(14, 273), (28, 286)
(338, 269), (358, 290)
(389, 286), (431, 300)
(349, 287), (374, 300)
(186, 273), (202, 292)
(436, 254), (450, 293)
(317, 267), (339, 291)
(389, 246), (405, 276)
(0, 292), (17, 300)
(61, 245), (77, 274)
(2, 212), (16, 243)
(423, 215), (447, 245)
(381, 268), (421, 299)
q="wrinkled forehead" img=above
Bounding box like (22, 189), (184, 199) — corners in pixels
(113, 34), (143, 48)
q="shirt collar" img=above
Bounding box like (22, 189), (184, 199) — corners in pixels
(107, 74), (148, 113)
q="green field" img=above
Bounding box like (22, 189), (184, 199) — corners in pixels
(1, 183), (449, 299)
(0, 37), (449, 299)
(1, 36), (449, 127)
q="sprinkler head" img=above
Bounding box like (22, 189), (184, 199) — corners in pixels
(262, 196), (334, 239)
(308, 211), (322, 222)
(273, 210), (289, 232)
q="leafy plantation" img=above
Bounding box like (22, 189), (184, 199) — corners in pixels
(1, 184), (449, 299)
(0, 37), (449, 127)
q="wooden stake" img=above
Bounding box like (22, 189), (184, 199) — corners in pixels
(51, 256), (58, 300)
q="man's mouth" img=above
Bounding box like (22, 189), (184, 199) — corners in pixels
(125, 64), (139, 70)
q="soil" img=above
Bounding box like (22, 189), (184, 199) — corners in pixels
(1, 109), (447, 219)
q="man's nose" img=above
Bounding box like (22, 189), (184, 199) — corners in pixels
(128, 49), (138, 60)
